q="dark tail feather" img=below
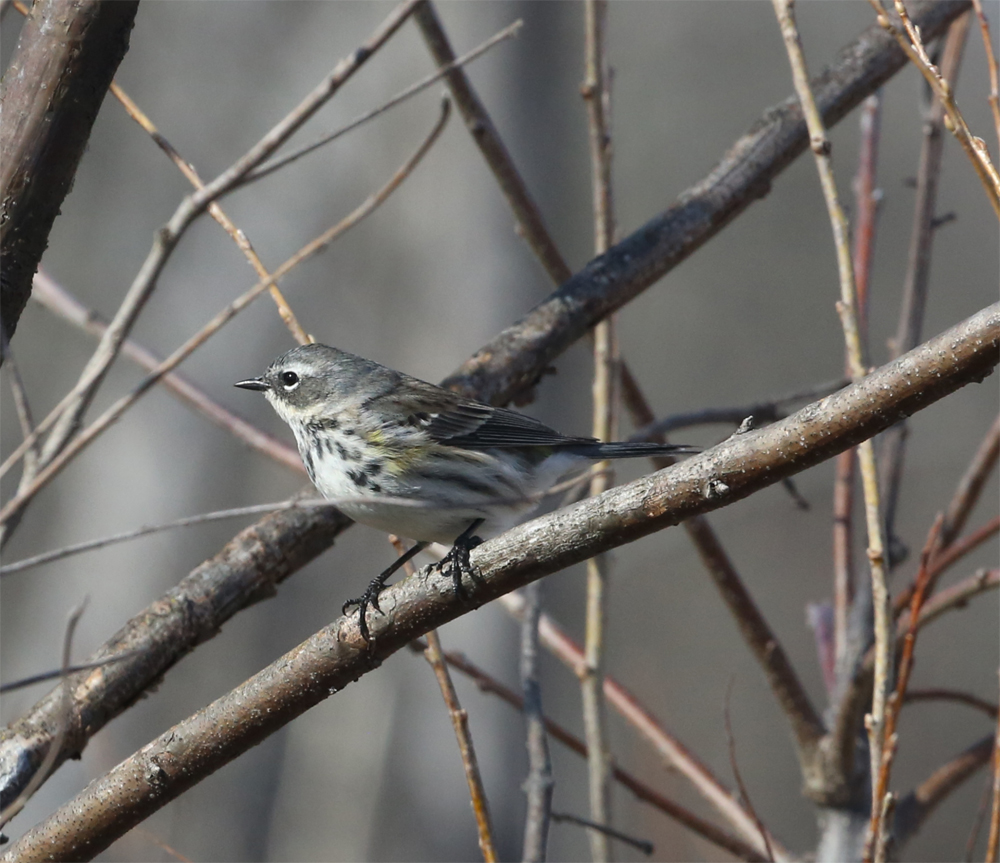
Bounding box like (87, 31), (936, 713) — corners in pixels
(566, 441), (701, 460)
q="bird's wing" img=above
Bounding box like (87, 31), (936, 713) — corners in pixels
(368, 377), (596, 449)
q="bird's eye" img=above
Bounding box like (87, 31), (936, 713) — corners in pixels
(280, 371), (300, 390)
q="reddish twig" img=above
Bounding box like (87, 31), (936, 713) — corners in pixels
(941, 414), (1000, 548)
(868, 516), (944, 857)
(894, 515), (1000, 617)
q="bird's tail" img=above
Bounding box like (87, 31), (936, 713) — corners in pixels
(567, 441), (701, 460)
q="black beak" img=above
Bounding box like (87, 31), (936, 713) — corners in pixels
(235, 377), (270, 392)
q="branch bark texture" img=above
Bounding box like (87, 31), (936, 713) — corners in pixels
(0, 0), (139, 345)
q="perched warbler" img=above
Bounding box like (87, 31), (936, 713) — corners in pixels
(237, 343), (697, 639)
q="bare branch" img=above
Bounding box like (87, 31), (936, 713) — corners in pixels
(0, 500), (334, 577)
(581, 3), (616, 857)
(0, 0), (138, 346)
(519, 583), (553, 863)
(941, 414), (1000, 548)
(0, 498), (352, 810)
(904, 689), (998, 718)
(423, 628), (498, 862)
(880, 12), (972, 542)
(868, 0), (1000, 212)
(243, 18), (523, 188)
(970, 0), (1000, 150)
(633, 379), (848, 438)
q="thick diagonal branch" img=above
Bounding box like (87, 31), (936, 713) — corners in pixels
(5, 302), (997, 861)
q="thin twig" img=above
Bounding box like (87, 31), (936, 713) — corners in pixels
(0, 650), (146, 694)
(724, 680), (775, 862)
(970, 0), (1000, 150)
(869, 516), (944, 856)
(968, 773), (997, 861)
(242, 19), (523, 188)
(30, 270), (303, 474)
(388, 536), (497, 863)
(632, 378), (848, 439)
(893, 515), (1000, 617)
(581, 3), (616, 859)
(0, 330), (38, 478)
(941, 414), (1000, 548)
(868, 0), (1000, 213)
(903, 688), (998, 718)
(880, 12), (972, 544)
(898, 568), (999, 634)
(0, 499), (334, 576)
(989, 672), (1000, 863)
(0, 599), (87, 828)
(0, 98), (450, 528)
(520, 583), (553, 863)
(425, 630), (498, 862)
(893, 734), (996, 851)
(549, 812), (653, 857)
(771, 4), (890, 851)
(834, 90), (882, 678)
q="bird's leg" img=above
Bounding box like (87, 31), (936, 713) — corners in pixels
(436, 518), (485, 601)
(343, 540), (429, 642)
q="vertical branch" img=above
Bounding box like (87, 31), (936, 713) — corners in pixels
(0, 0), (139, 346)
(423, 629), (498, 862)
(970, 0), (1000, 151)
(520, 582), (554, 862)
(880, 13), (971, 542)
(833, 91), (883, 678)
(988, 671), (1000, 863)
(770, 1), (891, 856)
(391, 538), (498, 862)
(869, 517), (944, 854)
(581, 2), (616, 859)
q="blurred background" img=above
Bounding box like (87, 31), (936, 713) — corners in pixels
(1, 2), (997, 860)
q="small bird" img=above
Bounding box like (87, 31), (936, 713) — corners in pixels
(237, 343), (697, 639)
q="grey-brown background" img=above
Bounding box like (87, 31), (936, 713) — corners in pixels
(1, 2), (997, 860)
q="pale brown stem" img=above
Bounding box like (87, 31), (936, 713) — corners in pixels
(772, 2), (889, 847)
(581, 1), (616, 858)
